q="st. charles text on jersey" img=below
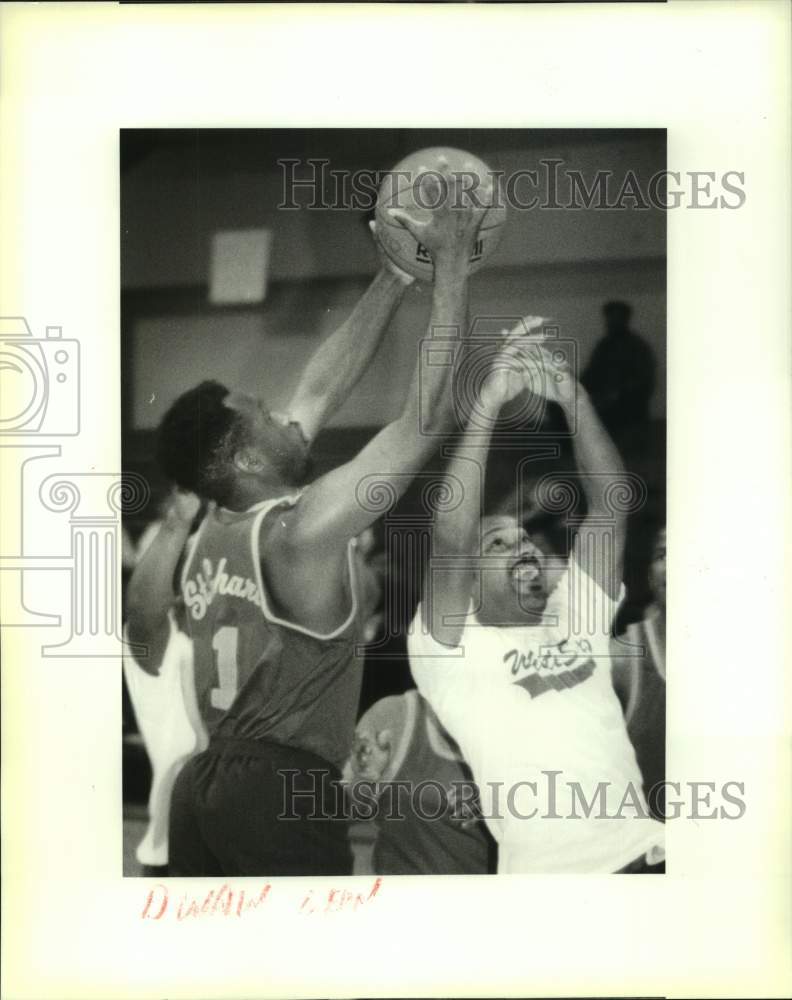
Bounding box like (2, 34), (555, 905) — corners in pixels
(183, 556), (262, 620)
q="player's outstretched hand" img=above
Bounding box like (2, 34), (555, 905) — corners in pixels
(525, 325), (575, 408)
(369, 219), (415, 285)
(478, 316), (548, 413)
(166, 489), (202, 529)
(386, 155), (494, 268)
(490, 315), (576, 409)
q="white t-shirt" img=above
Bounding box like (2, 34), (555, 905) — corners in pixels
(123, 613), (206, 866)
(408, 558), (664, 874)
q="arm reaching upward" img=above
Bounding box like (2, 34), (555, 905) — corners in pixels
(285, 158), (491, 543)
(125, 491), (201, 674)
(265, 157), (494, 634)
(286, 256), (413, 443)
(422, 315), (628, 648)
(566, 389), (627, 597)
(514, 325), (628, 599)
(424, 321), (547, 646)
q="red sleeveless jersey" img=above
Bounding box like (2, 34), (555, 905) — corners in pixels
(180, 496), (364, 769)
(367, 691), (492, 875)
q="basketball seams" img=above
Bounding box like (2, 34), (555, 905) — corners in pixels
(376, 218), (503, 235)
(379, 183), (506, 229)
(376, 211), (505, 232)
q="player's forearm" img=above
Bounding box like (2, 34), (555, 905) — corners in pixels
(560, 385), (625, 513)
(288, 268), (409, 439)
(423, 413), (492, 648)
(413, 257), (470, 436)
(434, 414), (494, 556)
(126, 515), (190, 646)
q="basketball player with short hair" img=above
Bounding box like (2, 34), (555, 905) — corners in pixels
(127, 158), (494, 875)
(408, 319), (665, 873)
(343, 690), (495, 875)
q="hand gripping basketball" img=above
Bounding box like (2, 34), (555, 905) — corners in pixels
(375, 146), (507, 281)
(387, 155), (493, 261)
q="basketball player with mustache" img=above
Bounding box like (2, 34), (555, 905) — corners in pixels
(408, 320), (665, 873)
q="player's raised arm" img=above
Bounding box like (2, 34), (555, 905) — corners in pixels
(423, 323), (545, 647)
(531, 332), (628, 599)
(282, 158), (493, 548)
(261, 159), (493, 633)
(125, 491), (201, 674)
(285, 251), (414, 444)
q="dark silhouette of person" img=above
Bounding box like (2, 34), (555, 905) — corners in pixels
(581, 301), (656, 438)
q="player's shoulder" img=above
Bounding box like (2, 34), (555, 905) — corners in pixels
(261, 486), (343, 552)
(254, 493), (305, 554)
(259, 494), (355, 586)
(407, 603), (489, 703)
(550, 555), (624, 634)
(409, 599), (501, 651)
(407, 602), (452, 654)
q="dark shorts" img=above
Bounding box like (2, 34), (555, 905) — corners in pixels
(168, 737), (352, 877)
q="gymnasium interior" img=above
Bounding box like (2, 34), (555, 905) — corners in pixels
(121, 128), (666, 874)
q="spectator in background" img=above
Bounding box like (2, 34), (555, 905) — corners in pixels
(343, 690), (495, 875)
(581, 301), (656, 441)
(611, 523), (666, 821)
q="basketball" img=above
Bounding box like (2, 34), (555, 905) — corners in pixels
(375, 147), (507, 282)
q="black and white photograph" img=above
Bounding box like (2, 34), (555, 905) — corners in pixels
(2, 3), (789, 998)
(121, 127), (669, 878)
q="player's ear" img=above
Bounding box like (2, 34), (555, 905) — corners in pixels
(376, 728), (393, 752)
(233, 446), (265, 475)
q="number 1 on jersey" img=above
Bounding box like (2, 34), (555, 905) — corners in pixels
(210, 625), (239, 710)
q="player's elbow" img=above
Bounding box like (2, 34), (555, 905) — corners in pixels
(125, 617), (166, 676)
(126, 608), (173, 672)
(125, 569), (158, 622)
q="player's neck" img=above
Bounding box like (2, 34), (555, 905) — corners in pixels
(478, 597), (548, 628)
(226, 474), (293, 512)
